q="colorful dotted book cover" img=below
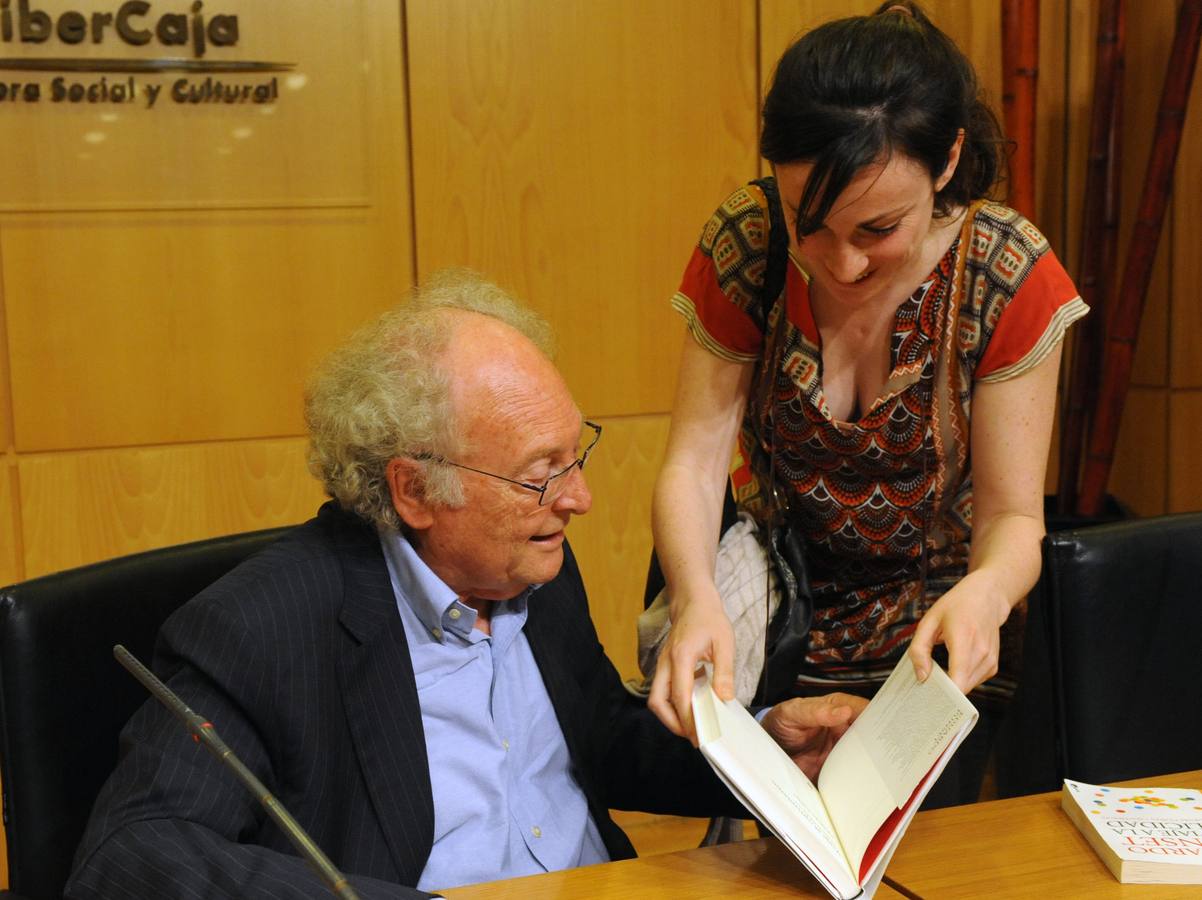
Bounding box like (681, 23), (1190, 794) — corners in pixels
(1064, 778), (1202, 863)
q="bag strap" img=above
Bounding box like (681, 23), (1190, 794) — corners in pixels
(746, 177), (815, 705)
(747, 176), (792, 519)
(751, 176), (790, 322)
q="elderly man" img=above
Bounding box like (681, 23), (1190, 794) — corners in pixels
(68, 272), (864, 899)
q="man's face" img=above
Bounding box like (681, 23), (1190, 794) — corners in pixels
(407, 322), (593, 601)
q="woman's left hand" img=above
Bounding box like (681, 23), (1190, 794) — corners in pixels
(907, 570), (1012, 693)
(907, 327), (1067, 695)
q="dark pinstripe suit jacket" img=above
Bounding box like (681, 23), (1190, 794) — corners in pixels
(67, 503), (738, 899)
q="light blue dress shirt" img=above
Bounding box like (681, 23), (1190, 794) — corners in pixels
(378, 529), (610, 891)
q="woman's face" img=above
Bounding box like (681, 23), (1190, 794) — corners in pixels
(774, 142), (961, 309)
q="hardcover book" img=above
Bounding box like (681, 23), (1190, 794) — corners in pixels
(1062, 778), (1202, 884)
(692, 656), (977, 899)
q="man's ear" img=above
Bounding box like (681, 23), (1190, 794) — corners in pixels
(386, 458), (435, 530)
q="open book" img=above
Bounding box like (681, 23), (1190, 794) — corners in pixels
(692, 656), (978, 899)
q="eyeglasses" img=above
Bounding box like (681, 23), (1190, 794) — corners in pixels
(417, 421), (601, 506)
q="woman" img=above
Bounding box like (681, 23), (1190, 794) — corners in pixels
(648, 2), (1087, 804)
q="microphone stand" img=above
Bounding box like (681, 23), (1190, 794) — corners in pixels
(114, 644), (362, 900)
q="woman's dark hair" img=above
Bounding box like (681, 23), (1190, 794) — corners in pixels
(760, 1), (1005, 236)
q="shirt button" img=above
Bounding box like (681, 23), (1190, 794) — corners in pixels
(531, 826), (542, 838)
(502, 739), (510, 751)
(431, 627), (442, 640)
(448, 608), (461, 620)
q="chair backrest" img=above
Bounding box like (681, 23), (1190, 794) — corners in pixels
(1041, 512), (1202, 785)
(0, 526), (292, 900)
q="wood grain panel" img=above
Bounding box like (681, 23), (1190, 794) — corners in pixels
(1169, 391), (1202, 512)
(18, 437), (327, 578)
(1034, 0), (1072, 253)
(1118, 1), (1177, 388)
(0, 463), (20, 586)
(760, 2), (1003, 115)
(1047, 0), (1089, 504)
(3, 0), (413, 452)
(0, 2), (375, 212)
(407, 0), (758, 419)
(1106, 386), (1167, 516)
(760, 0), (854, 59)
(1060, 0), (1089, 278)
(5, 211), (408, 451)
(1172, 47), (1202, 388)
(565, 413), (671, 683)
(0, 245), (11, 451)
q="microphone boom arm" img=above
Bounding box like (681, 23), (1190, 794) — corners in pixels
(113, 644), (362, 900)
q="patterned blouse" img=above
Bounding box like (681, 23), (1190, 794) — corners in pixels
(671, 183), (1088, 701)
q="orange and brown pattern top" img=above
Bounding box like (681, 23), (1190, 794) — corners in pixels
(671, 183), (1087, 700)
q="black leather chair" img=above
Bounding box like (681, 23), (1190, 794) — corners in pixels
(997, 512), (1202, 796)
(0, 526), (292, 900)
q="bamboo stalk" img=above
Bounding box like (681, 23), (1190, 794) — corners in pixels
(1076, 0), (1202, 516)
(1001, 0), (1040, 219)
(1056, 0), (1125, 513)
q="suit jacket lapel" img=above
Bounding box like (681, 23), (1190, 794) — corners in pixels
(328, 510), (434, 886)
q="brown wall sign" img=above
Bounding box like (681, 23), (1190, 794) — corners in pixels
(2, 0), (240, 55)
(0, 1), (370, 211)
(0, 0), (293, 108)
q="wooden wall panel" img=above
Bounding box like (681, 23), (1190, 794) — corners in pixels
(406, 0), (759, 420)
(1041, 1), (1080, 499)
(1169, 392), (1202, 512)
(2, 0), (413, 453)
(0, 265), (11, 452)
(18, 438), (326, 578)
(760, 2), (1003, 117)
(5, 214), (407, 451)
(0, 4), (376, 213)
(1108, 387), (1168, 516)
(1034, 0), (1072, 254)
(0, 464), (20, 586)
(567, 414), (672, 682)
(1172, 56), (1202, 389)
(1118, 3), (1178, 389)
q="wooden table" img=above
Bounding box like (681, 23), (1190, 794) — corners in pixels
(885, 770), (1202, 899)
(441, 771), (1201, 898)
(440, 837), (908, 899)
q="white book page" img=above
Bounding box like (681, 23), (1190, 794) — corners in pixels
(693, 673), (858, 897)
(818, 660), (978, 873)
(813, 729), (897, 873)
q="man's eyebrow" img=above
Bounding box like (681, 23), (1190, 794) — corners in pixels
(517, 413), (586, 471)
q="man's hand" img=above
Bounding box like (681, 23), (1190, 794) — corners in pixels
(759, 693), (868, 781)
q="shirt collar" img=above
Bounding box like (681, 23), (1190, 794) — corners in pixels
(376, 527), (540, 643)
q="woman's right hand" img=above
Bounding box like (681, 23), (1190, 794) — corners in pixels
(649, 337), (753, 743)
(647, 589), (736, 744)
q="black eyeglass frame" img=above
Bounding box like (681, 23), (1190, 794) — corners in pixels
(415, 420), (602, 506)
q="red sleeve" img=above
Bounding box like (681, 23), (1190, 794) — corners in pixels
(669, 185), (772, 363)
(974, 245), (1088, 383)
